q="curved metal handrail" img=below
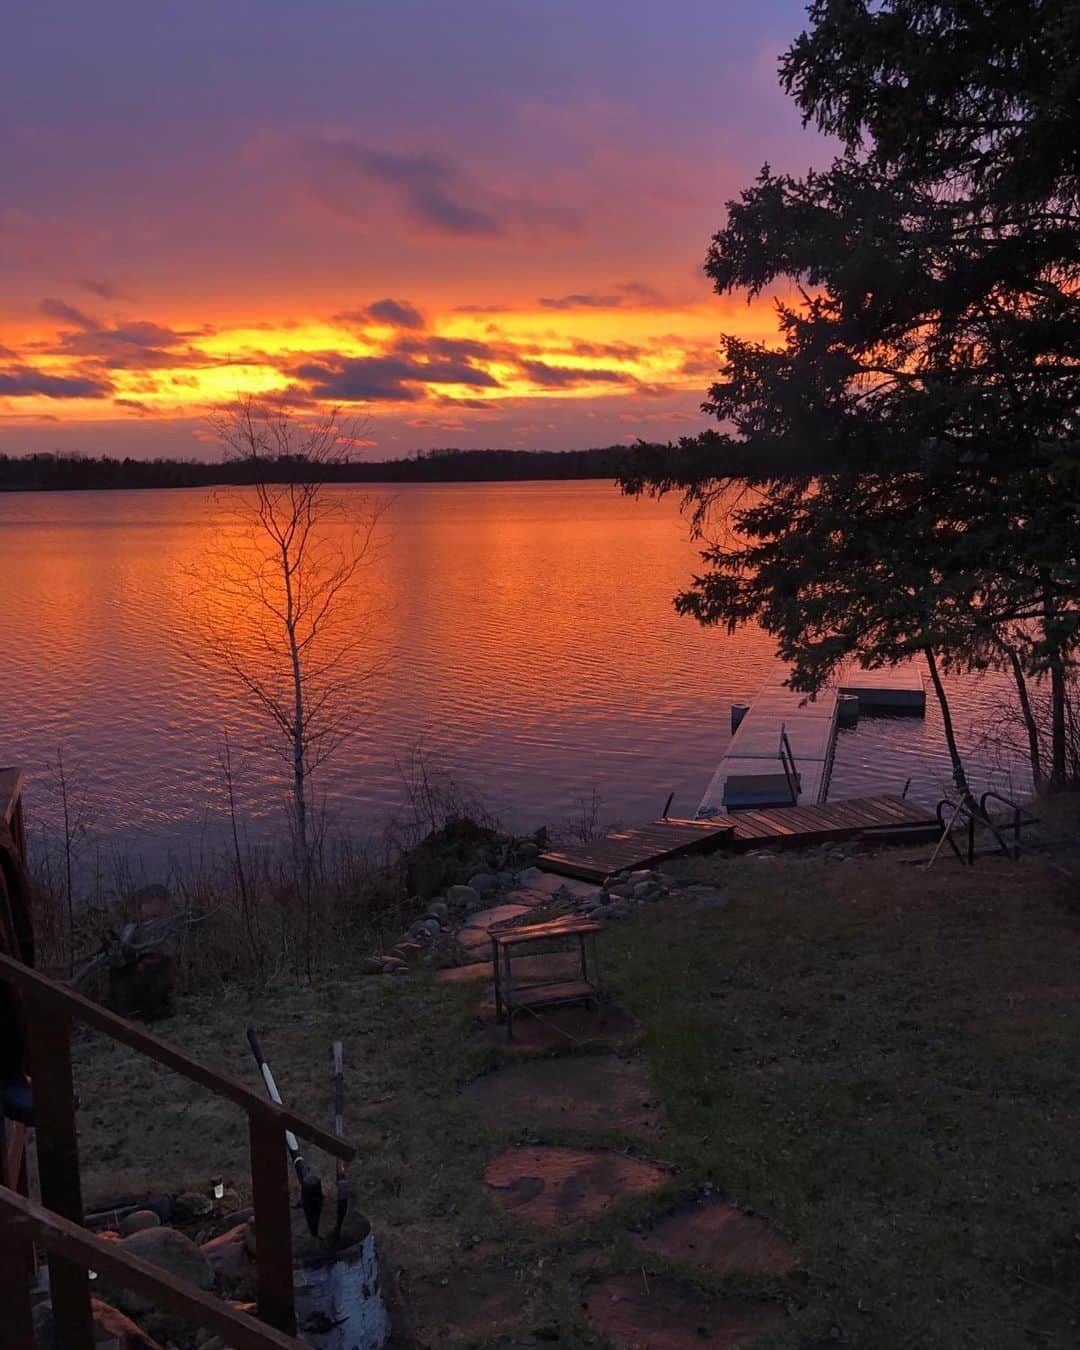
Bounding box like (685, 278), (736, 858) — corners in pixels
(979, 790), (1039, 860)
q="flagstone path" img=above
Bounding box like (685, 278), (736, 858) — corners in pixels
(419, 874), (799, 1346)
(635, 1194), (799, 1278)
(484, 1144), (669, 1230)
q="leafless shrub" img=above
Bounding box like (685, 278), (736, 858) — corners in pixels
(974, 670), (1080, 795)
(557, 785), (620, 845)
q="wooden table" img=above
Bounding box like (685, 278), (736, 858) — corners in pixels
(489, 916), (604, 1040)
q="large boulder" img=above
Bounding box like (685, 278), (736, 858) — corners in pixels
(111, 1226), (214, 1314)
(402, 816), (501, 898)
(33, 1297), (162, 1349)
(200, 1220), (253, 1292)
(447, 884), (479, 911)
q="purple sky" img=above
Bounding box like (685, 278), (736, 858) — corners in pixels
(1, 1), (825, 459)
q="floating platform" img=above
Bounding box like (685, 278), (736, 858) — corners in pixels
(538, 817), (735, 883)
(699, 679), (840, 814)
(839, 664), (926, 713)
(698, 665), (927, 816)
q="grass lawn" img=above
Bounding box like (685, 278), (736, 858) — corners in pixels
(70, 851), (1080, 1348)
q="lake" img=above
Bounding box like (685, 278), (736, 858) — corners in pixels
(0, 481), (1026, 878)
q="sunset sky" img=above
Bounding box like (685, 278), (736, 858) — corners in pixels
(1, 1), (825, 460)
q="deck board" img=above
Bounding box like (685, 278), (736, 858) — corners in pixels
(538, 817), (736, 882)
(729, 795), (936, 850)
(539, 796), (936, 879)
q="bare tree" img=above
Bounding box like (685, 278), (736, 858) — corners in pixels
(186, 398), (385, 962)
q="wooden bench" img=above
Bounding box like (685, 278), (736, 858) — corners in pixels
(489, 916), (604, 1040)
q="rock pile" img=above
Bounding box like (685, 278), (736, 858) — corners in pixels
(30, 1199), (262, 1350)
(376, 863), (731, 976)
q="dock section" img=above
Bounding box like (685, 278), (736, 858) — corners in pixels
(724, 794), (937, 850)
(536, 795), (938, 882)
(698, 679), (840, 815)
(839, 664), (926, 713)
(538, 817), (735, 883)
(698, 664), (928, 817)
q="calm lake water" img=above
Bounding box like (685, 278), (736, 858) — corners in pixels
(0, 481), (1026, 877)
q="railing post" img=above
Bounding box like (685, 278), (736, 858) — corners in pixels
(249, 1106), (297, 1335)
(0, 1209), (36, 1349)
(24, 989), (95, 1349)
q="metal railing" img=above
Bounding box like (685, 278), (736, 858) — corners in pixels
(0, 951), (356, 1347)
(778, 724), (800, 804)
(933, 791), (1038, 865)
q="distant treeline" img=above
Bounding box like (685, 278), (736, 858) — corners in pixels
(0, 445), (636, 491)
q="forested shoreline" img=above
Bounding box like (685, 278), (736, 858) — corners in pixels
(0, 444), (636, 491)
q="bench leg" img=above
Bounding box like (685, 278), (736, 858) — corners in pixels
(491, 937), (503, 1022)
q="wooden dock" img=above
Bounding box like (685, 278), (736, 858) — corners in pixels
(536, 795), (937, 882)
(724, 793), (936, 850)
(538, 817), (735, 883)
(698, 678), (840, 814)
(698, 665), (928, 816)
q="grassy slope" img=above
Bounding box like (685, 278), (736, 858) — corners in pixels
(72, 853), (1080, 1348)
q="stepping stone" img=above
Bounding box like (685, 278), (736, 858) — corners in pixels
(470, 1001), (641, 1051)
(465, 1056), (661, 1137)
(464, 903), (533, 931)
(581, 1274), (784, 1349)
(634, 1196), (799, 1276)
(527, 873), (600, 900)
(410, 1266), (531, 1345)
(484, 1146), (665, 1230)
(502, 887), (550, 907)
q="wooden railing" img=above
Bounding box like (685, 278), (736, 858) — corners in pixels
(0, 951), (356, 1347)
(0, 1188), (307, 1350)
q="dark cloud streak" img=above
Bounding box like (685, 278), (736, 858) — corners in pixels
(539, 293), (624, 311)
(0, 364), (111, 398)
(295, 352), (501, 403)
(308, 138), (581, 240)
(39, 297), (98, 331)
(517, 360), (630, 388)
(335, 298), (426, 330)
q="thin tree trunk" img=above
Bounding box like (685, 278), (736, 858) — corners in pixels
(1042, 576), (1067, 789)
(925, 648), (973, 802)
(1002, 643), (1043, 791)
(222, 730), (261, 982)
(1049, 661), (1067, 788)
